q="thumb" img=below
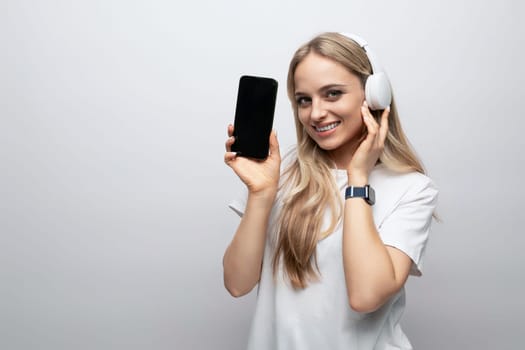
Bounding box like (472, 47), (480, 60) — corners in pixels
(268, 130), (280, 157)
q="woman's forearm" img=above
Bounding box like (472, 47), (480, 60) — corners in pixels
(223, 190), (276, 297)
(342, 197), (408, 313)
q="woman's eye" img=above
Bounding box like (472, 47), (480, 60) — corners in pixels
(296, 97), (311, 106)
(326, 90), (342, 99)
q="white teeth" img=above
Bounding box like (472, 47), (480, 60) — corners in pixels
(316, 122), (340, 132)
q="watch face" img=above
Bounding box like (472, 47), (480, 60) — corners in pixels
(366, 186), (375, 205)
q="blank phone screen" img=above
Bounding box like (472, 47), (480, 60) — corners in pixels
(232, 75), (278, 159)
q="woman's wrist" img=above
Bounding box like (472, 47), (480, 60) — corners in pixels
(248, 187), (278, 203)
(347, 171), (369, 186)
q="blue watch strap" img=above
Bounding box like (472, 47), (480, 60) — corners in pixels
(345, 185), (375, 205)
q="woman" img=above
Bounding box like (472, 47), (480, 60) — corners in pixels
(223, 32), (438, 349)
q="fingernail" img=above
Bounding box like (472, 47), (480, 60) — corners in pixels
(363, 100), (368, 107)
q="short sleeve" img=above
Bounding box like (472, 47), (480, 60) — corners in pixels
(378, 176), (438, 276)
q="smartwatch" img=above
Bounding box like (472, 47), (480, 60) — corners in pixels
(345, 185), (375, 206)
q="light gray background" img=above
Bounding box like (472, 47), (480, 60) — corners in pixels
(1, 1), (524, 349)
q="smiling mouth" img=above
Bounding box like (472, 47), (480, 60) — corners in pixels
(315, 122), (340, 132)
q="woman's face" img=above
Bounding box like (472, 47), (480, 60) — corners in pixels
(294, 52), (365, 166)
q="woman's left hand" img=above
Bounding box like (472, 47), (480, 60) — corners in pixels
(347, 101), (390, 184)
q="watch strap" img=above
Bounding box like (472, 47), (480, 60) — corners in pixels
(345, 185), (375, 205)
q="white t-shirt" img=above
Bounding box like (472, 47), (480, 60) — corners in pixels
(229, 160), (438, 350)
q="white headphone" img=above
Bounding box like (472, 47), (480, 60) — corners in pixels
(339, 33), (392, 110)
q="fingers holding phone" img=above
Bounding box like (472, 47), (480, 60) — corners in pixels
(224, 124), (237, 162)
(224, 124), (281, 195)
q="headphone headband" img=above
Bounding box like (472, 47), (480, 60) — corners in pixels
(339, 32), (382, 74)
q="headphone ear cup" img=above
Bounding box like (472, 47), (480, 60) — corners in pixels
(365, 72), (392, 110)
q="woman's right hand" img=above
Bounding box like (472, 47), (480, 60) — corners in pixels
(224, 124), (281, 196)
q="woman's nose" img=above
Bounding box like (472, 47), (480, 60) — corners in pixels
(310, 98), (327, 121)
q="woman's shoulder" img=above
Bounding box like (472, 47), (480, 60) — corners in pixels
(370, 165), (438, 228)
(370, 164), (438, 205)
(371, 164), (436, 189)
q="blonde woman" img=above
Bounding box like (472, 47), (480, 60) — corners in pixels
(223, 32), (438, 349)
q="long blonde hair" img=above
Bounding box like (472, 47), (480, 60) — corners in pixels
(272, 32), (427, 289)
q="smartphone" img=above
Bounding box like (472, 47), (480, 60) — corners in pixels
(231, 75), (278, 160)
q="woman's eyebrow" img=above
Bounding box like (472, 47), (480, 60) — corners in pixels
(319, 84), (347, 91)
(295, 84), (348, 96)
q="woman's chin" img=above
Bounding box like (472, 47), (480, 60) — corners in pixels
(313, 138), (341, 151)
